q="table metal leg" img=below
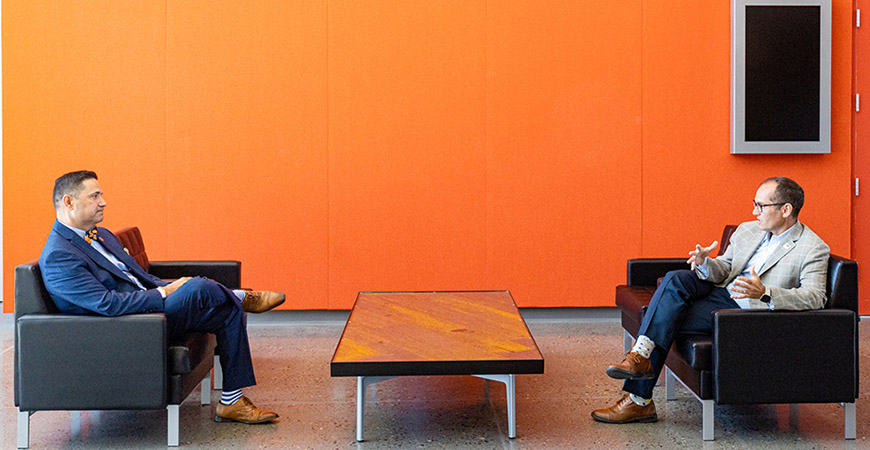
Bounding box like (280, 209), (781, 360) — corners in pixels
(474, 374), (516, 438)
(356, 376), (395, 442)
(356, 377), (364, 442)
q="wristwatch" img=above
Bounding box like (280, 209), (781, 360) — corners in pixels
(760, 293), (772, 303)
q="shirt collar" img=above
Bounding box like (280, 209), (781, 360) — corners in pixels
(58, 220), (90, 241)
(769, 222), (798, 245)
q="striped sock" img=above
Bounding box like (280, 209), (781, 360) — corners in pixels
(220, 389), (243, 405)
(629, 393), (651, 406)
(631, 335), (655, 359)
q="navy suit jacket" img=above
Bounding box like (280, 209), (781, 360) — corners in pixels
(39, 220), (168, 316)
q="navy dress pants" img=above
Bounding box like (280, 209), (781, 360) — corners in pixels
(163, 277), (256, 391)
(623, 270), (739, 399)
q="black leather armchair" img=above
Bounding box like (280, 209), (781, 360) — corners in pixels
(14, 227), (242, 448)
(615, 226), (858, 440)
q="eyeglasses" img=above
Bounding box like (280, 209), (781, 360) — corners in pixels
(753, 200), (785, 212)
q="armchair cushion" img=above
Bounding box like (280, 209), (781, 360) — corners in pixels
(169, 332), (214, 375)
(674, 334), (713, 370)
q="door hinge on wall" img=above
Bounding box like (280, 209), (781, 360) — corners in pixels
(858, 93), (861, 112)
(858, 9), (861, 27)
(857, 178), (860, 196)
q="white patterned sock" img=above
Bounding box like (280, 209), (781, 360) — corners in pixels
(629, 393), (651, 406)
(220, 389), (243, 405)
(631, 335), (655, 359)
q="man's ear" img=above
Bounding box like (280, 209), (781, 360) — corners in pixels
(782, 203), (794, 218)
(62, 194), (74, 209)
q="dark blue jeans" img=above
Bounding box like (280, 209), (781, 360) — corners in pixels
(164, 277), (256, 391)
(623, 270), (739, 399)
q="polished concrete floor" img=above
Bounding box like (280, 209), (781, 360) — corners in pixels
(2, 309), (869, 449)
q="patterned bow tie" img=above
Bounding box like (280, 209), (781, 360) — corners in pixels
(85, 228), (98, 244)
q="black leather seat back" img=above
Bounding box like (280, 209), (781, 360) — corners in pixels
(14, 261), (58, 407)
(826, 255), (858, 312)
(14, 261), (57, 321)
(717, 225), (738, 256)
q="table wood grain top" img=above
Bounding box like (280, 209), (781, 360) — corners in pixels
(331, 291), (544, 377)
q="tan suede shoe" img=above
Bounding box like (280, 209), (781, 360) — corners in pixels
(215, 396), (279, 424)
(591, 393), (657, 424)
(241, 290), (285, 313)
(605, 351), (654, 380)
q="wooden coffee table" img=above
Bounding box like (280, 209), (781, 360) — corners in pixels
(330, 291), (544, 441)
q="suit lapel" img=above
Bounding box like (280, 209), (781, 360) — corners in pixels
(756, 222), (804, 277)
(53, 221), (131, 282)
(96, 228), (156, 287)
(95, 228), (131, 265)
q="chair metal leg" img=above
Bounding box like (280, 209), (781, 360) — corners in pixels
(167, 405), (180, 447)
(665, 367), (676, 401)
(844, 402), (856, 439)
(17, 409), (29, 449)
(702, 399), (714, 441)
(201, 372), (212, 405)
(624, 329), (633, 353)
(70, 411), (82, 435)
(213, 354), (223, 390)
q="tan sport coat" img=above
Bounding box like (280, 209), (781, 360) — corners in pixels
(696, 220), (829, 310)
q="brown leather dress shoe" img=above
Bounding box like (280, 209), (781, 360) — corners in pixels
(241, 290), (285, 313)
(605, 351), (654, 380)
(591, 393), (657, 424)
(215, 396), (279, 424)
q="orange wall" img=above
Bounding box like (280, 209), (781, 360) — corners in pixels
(3, 1), (853, 312)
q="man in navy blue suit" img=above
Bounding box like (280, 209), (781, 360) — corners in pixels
(39, 170), (285, 424)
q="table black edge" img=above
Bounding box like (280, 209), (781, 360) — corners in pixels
(330, 359), (545, 377)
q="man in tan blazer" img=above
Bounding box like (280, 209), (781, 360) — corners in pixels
(592, 177), (830, 424)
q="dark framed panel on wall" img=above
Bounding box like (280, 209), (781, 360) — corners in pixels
(731, 0), (832, 154)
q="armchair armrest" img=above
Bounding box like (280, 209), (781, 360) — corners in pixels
(713, 308), (857, 404)
(626, 258), (688, 286)
(149, 260), (241, 289)
(16, 314), (168, 410)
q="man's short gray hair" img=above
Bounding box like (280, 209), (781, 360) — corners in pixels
(763, 176), (804, 218)
(53, 171), (98, 209)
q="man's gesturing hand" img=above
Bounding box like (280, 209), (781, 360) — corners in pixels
(162, 277), (192, 297)
(688, 241), (718, 270)
(730, 266), (766, 299)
